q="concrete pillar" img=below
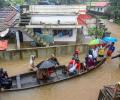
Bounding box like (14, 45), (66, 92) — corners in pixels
(76, 27), (83, 44)
(16, 31), (20, 49)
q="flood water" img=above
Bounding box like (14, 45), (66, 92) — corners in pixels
(0, 20), (120, 100)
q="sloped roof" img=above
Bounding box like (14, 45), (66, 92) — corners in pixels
(77, 14), (92, 25)
(95, 2), (109, 7)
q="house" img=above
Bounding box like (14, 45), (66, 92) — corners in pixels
(19, 5), (92, 45)
(88, 2), (110, 13)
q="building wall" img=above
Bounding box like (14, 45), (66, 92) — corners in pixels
(90, 6), (108, 13)
(0, 44), (88, 60)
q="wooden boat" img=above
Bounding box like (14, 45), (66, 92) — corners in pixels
(2, 58), (106, 92)
(98, 84), (120, 100)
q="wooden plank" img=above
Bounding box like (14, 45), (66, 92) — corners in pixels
(16, 75), (21, 89)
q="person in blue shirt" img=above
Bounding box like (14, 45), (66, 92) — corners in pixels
(107, 42), (115, 57)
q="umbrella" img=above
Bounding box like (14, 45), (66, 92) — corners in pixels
(102, 37), (117, 42)
(89, 39), (104, 45)
(36, 60), (55, 69)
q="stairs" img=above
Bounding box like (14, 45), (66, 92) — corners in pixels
(17, 27), (47, 46)
(19, 13), (31, 26)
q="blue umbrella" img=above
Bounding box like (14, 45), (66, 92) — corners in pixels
(102, 37), (117, 42)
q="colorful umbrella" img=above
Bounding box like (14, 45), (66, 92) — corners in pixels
(89, 39), (104, 45)
(102, 37), (117, 42)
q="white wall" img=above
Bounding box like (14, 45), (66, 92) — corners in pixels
(29, 5), (87, 15)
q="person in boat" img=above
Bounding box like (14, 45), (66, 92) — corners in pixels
(107, 42), (115, 58)
(92, 46), (98, 62)
(48, 54), (59, 66)
(85, 54), (95, 70)
(29, 55), (36, 71)
(67, 57), (81, 75)
(73, 49), (79, 58)
(98, 46), (105, 58)
(0, 68), (12, 90)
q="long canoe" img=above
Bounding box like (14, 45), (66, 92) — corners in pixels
(2, 58), (106, 92)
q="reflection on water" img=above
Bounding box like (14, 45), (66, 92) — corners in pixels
(0, 20), (120, 100)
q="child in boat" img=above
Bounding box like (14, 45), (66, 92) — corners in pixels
(29, 55), (36, 71)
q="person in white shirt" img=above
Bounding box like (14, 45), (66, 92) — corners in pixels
(92, 46), (98, 62)
(29, 55), (36, 71)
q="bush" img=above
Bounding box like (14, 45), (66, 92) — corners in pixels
(114, 19), (120, 25)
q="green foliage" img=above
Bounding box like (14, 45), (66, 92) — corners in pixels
(88, 27), (104, 38)
(9, 0), (25, 5)
(0, 0), (9, 8)
(88, 27), (97, 36)
(114, 19), (120, 25)
(109, 0), (120, 19)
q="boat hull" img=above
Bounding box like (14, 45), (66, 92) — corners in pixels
(2, 58), (106, 92)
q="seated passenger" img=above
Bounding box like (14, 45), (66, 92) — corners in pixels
(68, 58), (80, 75)
(85, 55), (95, 70)
(0, 68), (12, 89)
(75, 59), (81, 73)
(0, 68), (8, 79)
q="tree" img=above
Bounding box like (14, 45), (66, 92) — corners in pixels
(109, 0), (120, 19)
(0, 0), (9, 8)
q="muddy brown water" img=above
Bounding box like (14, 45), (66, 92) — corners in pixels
(0, 20), (120, 100)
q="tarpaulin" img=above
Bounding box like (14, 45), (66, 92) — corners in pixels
(0, 40), (8, 50)
(0, 28), (9, 37)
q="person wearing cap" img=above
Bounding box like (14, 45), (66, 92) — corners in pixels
(73, 49), (79, 58)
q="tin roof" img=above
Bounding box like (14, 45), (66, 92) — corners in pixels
(95, 2), (109, 7)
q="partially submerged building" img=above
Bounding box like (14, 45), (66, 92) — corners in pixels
(87, 2), (110, 14)
(19, 5), (92, 45)
(0, 4), (92, 49)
